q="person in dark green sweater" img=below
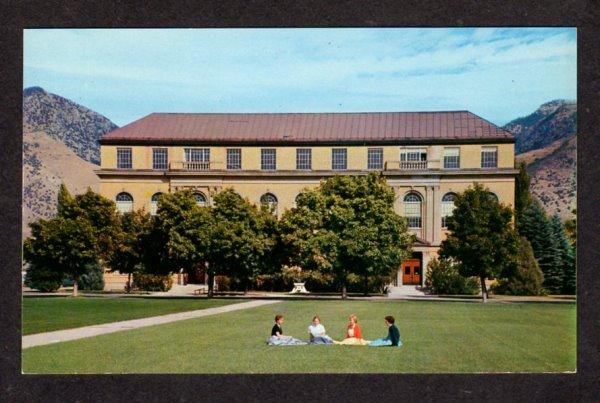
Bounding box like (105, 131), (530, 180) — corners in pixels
(369, 315), (402, 347)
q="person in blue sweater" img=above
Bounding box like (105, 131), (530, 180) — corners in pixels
(369, 315), (402, 347)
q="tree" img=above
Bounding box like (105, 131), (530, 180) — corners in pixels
(107, 209), (152, 292)
(550, 214), (576, 295)
(78, 261), (105, 291)
(424, 258), (479, 295)
(23, 217), (99, 296)
(494, 237), (544, 296)
(280, 173), (412, 299)
(519, 200), (563, 293)
(514, 161), (533, 231)
(141, 190), (214, 293)
(210, 189), (280, 294)
(24, 263), (64, 292)
(564, 208), (576, 249)
(439, 183), (520, 302)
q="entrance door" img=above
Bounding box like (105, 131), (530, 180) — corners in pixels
(402, 259), (421, 285)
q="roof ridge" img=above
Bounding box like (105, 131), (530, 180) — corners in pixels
(148, 111), (472, 115)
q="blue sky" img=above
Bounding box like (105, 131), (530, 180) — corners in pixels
(23, 28), (576, 127)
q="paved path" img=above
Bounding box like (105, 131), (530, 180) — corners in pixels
(23, 299), (281, 349)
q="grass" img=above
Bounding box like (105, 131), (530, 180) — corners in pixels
(22, 299), (576, 373)
(22, 297), (239, 335)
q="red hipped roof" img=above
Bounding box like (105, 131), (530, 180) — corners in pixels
(101, 111), (513, 144)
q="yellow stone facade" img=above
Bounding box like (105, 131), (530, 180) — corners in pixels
(97, 142), (516, 291)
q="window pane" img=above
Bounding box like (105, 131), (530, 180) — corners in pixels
(152, 148), (168, 170)
(296, 149), (312, 170)
(261, 149), (276, 170)
(443, 148), (460, 169)
(403, 193), (422, 228)
(117, 148), (132, 169)
(227, 149), (242, 170)
(481, 147), (498, 168)
(332, 149), (347, 170)
(368, 148), (383, 169)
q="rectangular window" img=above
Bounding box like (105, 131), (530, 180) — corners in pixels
(261, 148), (276, 170)
(116, 148), (132, 169)
(400, 148), (427, 162)
(332, 148), (347, 170)
(481, 146), (498, 168)
(367, 148), (383, 170)
(443, 147), (460, 169)
(152, 148), (168, 170)
(184, 148), (210, 170)
(227, 148), (242, 170)
(296, 148), (312, 170)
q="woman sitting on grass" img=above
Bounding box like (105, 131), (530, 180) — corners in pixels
(307, 315), (334, 344)
(333, 314), (370, 345)
(267, 314), (307, 346)
(369, 315), (402, 347)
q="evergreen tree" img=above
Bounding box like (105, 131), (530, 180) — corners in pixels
(550, 214), (576, 295)
(494, 237), (544, 296)
(519, 200), (563, 293)
(514, 161), (533, 231)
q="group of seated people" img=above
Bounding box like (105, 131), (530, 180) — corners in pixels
(267, 313), (402, 347)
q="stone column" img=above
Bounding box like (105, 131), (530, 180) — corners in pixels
(425, 186), (435, 244)
(432, 186), (441, 246)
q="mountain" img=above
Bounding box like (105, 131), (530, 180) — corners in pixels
(23, 86), (118, 164)
(22, 87), (118, 238)
(504, 99), (577, 154)
(508, 100), (577, 220)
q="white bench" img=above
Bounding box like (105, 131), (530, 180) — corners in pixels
(289, 282), (309, 294)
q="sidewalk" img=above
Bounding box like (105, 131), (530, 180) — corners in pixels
(23, 299), (281, 349)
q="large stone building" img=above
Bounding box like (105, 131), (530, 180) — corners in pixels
(96, 111), (516, 291)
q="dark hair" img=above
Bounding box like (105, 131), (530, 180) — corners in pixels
(312, 315), (320, 322)
(385, 315), (395, 324)
(275, 314), (283, 322)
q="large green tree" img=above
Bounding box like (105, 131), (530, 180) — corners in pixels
(439, 183), (520, 302)
(494, 237), (544, 296)
(210, 189), (280, 294)
(549, 214), (576, 295)
(108, 209), (152, 292)
(23, 217), (98, 296)
(514, 160), (533, 231)
(519, 200), (563, 293)
(280, 173), (412, 299)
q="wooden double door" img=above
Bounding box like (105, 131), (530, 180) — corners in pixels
(402, 259), (421, 285)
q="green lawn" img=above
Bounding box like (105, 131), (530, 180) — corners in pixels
(22, 299), (576, 373)
(22, 297), (239, 335)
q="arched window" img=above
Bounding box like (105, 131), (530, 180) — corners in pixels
(150, 192), (163, 215)
(194, 192), (207, 207)
(116, 192), (133, 213)
(260, 193), (278, 214)
(403, 193), (422, 229)
(441, 193), (457, 228)
(487, 192), (499, 202)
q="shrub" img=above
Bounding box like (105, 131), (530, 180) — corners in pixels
(132, 273), (173, 292)
(78, 262), (105, 291)
(425, 258), (479, 295)
(24, 263), (63, 292)
(493, 237), (546, 296)
(215, 275), (231, 292)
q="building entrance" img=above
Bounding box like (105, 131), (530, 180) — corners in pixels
(401, 259), (421, 285)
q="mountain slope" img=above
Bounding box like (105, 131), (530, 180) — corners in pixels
(508, 100), (577, 219)
(23, 86), (118, 164)
(22, 87), (117, 238)
(504, 99), (576, 154)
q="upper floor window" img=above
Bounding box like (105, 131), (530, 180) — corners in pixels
(194, 192), (207, 207)
(227, 148), (242, 170)
(260, 193), (278, 214)
(367, 148), (383, 170)
(332, 148), (347, 170)
(184, 148), (210, 170)
(116, 192), (133, 213)
(296, 148), (312, 170)
(443, 147), (460, 169)
(117, 148), (132, 169)
(261, 149), (276, 170)
(150, 192), (163, 215)
(400, 148), (427, 162)
(152, 148), (168, 170)
(404, 193), (422, 229)
(441, 193), (457, 228)
(481, 146), (498, 168)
